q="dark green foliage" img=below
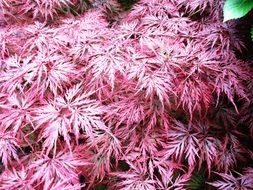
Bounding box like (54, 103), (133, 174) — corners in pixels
(97, 184), (107, 190)
(118, 160), (130, 171)
(118, 0), (138, 10)
(251, 25), (253, 40)
(58, 0), (91, 16)
(187, 170), (208, 190)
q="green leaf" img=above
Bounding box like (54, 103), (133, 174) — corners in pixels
(97, 184), (107, 190)
(223, 0), (253, 22)
(187, 170), (207, 190)
(251, 25), (253, 41)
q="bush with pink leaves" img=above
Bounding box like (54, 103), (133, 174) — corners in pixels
(0, 0), (253, 189)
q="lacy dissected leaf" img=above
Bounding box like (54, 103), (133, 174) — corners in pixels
(0, 129), (19, 168)
(33, 84), (108, 154)
(111, 161), (157, 190)
(208, 169), (253, 190)
(0, 168), (34, 190)
(0, 92), (35, 133)
(28, 150), (88, 189)
(21, 0), (73, 21)
(163, 121), (200, 169)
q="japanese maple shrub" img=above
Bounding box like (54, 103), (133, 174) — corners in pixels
(0, 0), (253, 190)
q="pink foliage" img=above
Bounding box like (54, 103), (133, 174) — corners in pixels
(0, 0), (252, 189)
(208, 168), (253, 190)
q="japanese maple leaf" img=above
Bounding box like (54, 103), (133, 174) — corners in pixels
(33, 83), (108, 154)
